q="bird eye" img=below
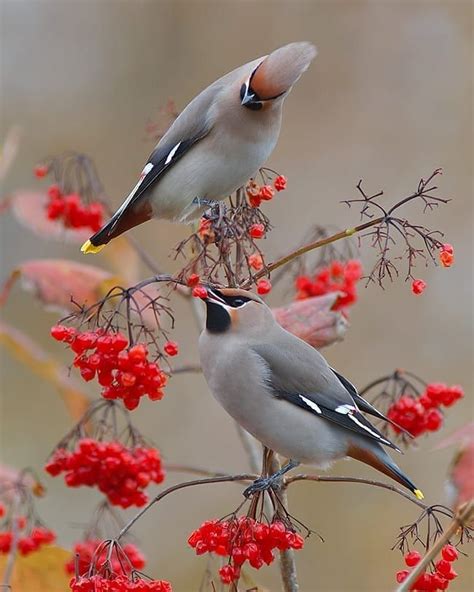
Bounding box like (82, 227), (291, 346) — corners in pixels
(233, 298), (245, 306)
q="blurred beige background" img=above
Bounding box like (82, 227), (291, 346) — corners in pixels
(1, 1), (472, 590)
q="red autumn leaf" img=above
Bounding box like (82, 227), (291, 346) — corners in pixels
(5, 190), (141, 284)
(436, 422), (474, 516)
(273, 292), (348, 349)
(0, 321), (89, 420)
(0, 259), (118, 313)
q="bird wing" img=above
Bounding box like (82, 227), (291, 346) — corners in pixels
(252, 342), (400, 451)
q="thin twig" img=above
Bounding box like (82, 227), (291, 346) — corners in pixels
(251, 219), (382, 283)
(286, 475), (427, 510)
(116, 474), (257, 541)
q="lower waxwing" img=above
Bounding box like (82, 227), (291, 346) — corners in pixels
(198, 287), (424, 499)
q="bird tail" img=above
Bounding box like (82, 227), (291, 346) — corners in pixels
(81, 201), (153, 254)
(347, 442), (424, 500)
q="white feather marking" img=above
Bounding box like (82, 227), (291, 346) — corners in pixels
(299, 395), (322, 414)
(164, 142), (181, 165)
(346, 413), (389, 442)
(335, 404), (356, 414)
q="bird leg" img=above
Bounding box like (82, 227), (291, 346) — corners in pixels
(243, 459), (300, 498)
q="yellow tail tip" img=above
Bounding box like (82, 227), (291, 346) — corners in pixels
(414, 489), (424, 500)
(81, 240), (105, 254)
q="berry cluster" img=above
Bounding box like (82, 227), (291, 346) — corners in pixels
(0, 524), (55, 556)
(387, 383), (464, 437)
(188, 517), (304, 584)
(65, 539), (146, 575)
(45, 183), (104, 232)
(245, 175), (287, 208)
(396, 544), (459, 590)
(51, 326), (169, 410)
(70, 575), (172, 592)
(295, 259), (363, 310)
(45, 438), (165, 508)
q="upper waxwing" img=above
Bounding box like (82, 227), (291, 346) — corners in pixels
(81, 42), (317, 254)
(198, 287), (424, 499)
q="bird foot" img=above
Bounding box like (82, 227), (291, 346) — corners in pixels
(243, 475), (280, 498)
(243, 459), (300, 498)
(192, 198), (226, 220)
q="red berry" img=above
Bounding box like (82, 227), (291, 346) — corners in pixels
(248, 253), (264, 271)
(396, 570), (409, 583)
(426, 408), (443, 431)
(404, 550), (422, 567)
(47, 184), (62, 200)
(256, 278), (272, 295)
(441, 544), (458, 562)
(192, 285), (208, 299)
(412, 279), (427, 295)
(34, 164), (48, 178)
(249, 223), (265, 239)
(50, 324), (68, 341)
(274, 175), (287, 191)
(186, 273), (200, 287)
(128, 344), (147, 362)
(163, 341), (179, 356)
(259, 185), (275, 201)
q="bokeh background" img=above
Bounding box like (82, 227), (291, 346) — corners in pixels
(1, 1), (472, 590)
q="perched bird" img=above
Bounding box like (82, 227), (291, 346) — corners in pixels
(81, 41), (317, 254)
(198, 287), (424, 499)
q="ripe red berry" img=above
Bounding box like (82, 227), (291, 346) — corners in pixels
(256, 278), (272, 295)
(439, 243), (454, 268)
(259, 185), (275, 201)
(249, 224), (265, 239)
(192, 285), (208, 299)
(426, 408), (443, 431)
(34, 164), (49, 178)
(404, 550), (422, 567)
(248, 253), (264, 271)
(274, 175), (287, 191)
(47, 184), (62, 200)
(441, 544), (459, 562)
(164, 341), (179, 356)
(186, 273), (200, 287)
(412, 279), (427, 295)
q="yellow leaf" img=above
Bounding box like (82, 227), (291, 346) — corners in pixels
(0, 545), (70, 591)
(0, 321), (89, 421)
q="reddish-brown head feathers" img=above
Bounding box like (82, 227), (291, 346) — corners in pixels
(250, 42), (317, 101)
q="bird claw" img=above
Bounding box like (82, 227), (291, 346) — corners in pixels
(243, 476), (277, 498)
(192, 198), (226, 220)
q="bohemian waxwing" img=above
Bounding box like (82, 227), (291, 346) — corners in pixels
(81, 41), (317, 254)
(198, 287), (424, 499)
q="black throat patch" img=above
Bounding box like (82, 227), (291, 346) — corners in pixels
(205, 301), (231, 333)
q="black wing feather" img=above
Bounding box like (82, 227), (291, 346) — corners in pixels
(331, 368), (414, 439)
(274, 389), (401, 452)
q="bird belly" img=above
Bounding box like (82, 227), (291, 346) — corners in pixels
(147, 132), (277, 223)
